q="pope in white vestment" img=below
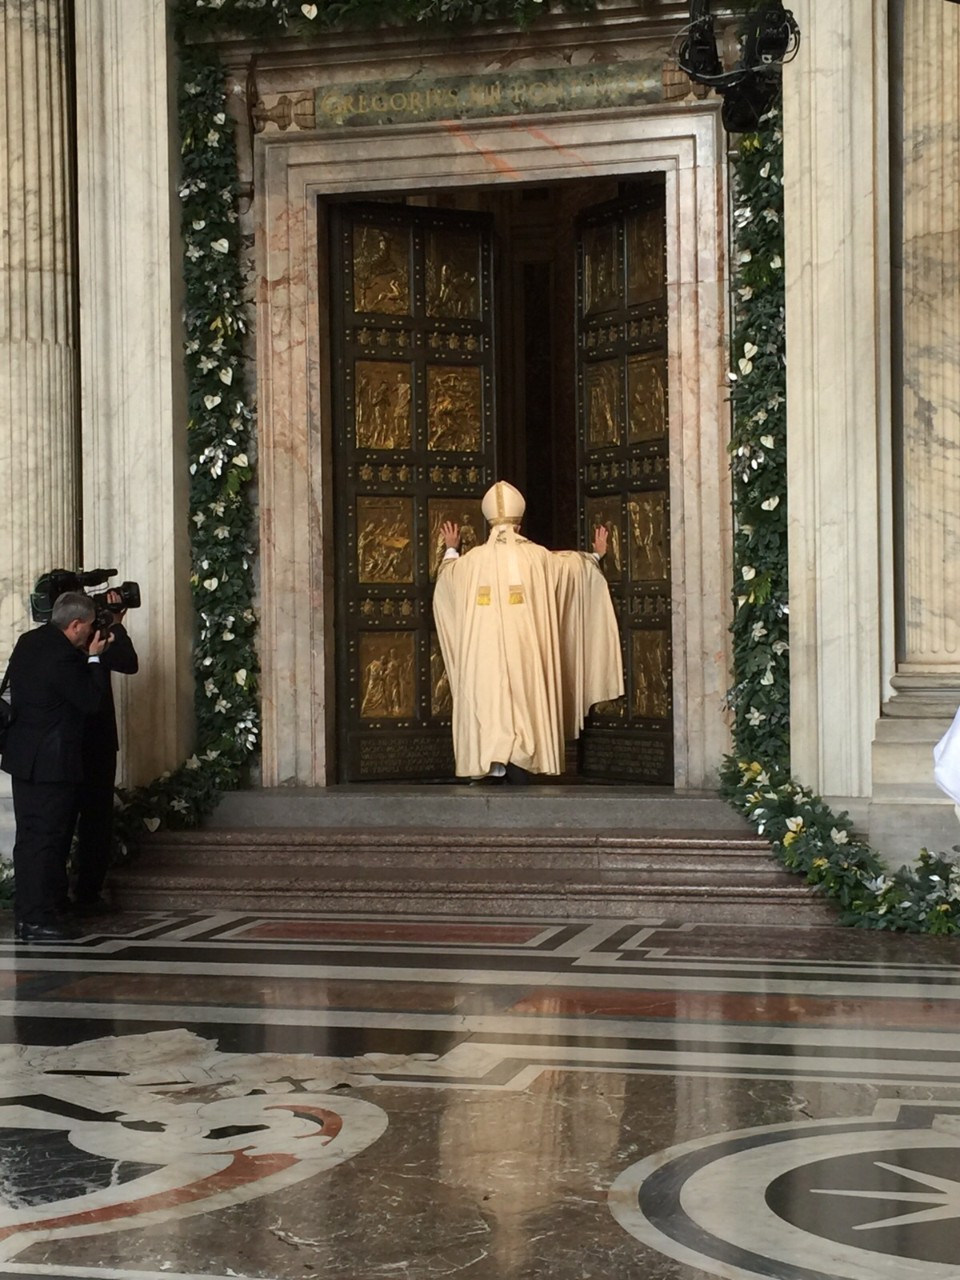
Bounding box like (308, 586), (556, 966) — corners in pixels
(433, 481), (625, 779)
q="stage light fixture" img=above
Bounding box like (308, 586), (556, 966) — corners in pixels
(676, 0), (800, 132)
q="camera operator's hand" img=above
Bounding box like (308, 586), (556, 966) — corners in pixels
(87, 628), (113, 657)
(105, 589), (126, 623)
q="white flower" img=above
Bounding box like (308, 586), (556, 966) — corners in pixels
(752, 409), (768, 424)
(143, 816), (161, 833)
(186, 755), (201, 770)
(213, 112), (226, 125)
(222, 630), (235, 641)
(192, 512), (206, 526)
(738, 357), (753, 376)
(762, 208), (779, 223)
(738, 286), (753, 301)
(742, 565), (756, 581)
(170, 798), (190, 814)
(785, 816), (804, 833)
(760, 162), (771, 178)
(214, 697), (232, 714)
(831, 827), (850, 845)
(235, 668), (248, 687)
(746, 707), (766, 726)
(738, 249), (752, 264)
(301, 2), (319, 15)
(203, 393), (222, 410)
(206, 130), (221, 147)
(761, 496), (780, 511)
(211, 238), (230, 254)
(772, 640), (789, 656)
(864, 874), (892, 895)
(210, 500), (226, 515)
(751, 622), (767, 641)
(198, 356), (218, 372)
(184, 339), (200, 354)
(219, 366), (233, 385)
(204, 748), (221, 761)
(760, 434), (775, 449)
(204, 679), (217, 697)
(186, 245), (203, 260)
(770, 254), (782, 269)
(743, 342), (758, 359)
(214, 525), (230, 539)
(232, 452), (249, 467)
(203, 576), (219, 591)
(760, 666), (774, 685)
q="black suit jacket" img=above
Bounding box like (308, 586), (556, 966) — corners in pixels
(85, 623), (139, 756)
(0, 624), (108, 784)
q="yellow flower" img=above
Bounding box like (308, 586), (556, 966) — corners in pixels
(783, 831), (798, 847)
(812, 857), (828, 869)
(939, 903), (951, 913)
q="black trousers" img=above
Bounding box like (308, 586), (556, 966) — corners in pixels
(75, 750), (117, 903)
(11, 778), (80, 925)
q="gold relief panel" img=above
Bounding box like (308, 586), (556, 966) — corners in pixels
(626, 207), (665, 307)
(427, 497), (484, 580)
(631, 630), (671, 720)
(426, 230), (481, 319)
(584, 495), (623, 582)
(426, 365), (482, 452)
(359, 631), (416, 719)
(352, 224), (411, 314)
(355, 361), (412, 450)
(592, 694), (626, 719)
(356, 496), (414, 584)
(627, 353), (668, 442)
(627, 491), (668, 582)
(586, 360), (621, 448)
(430, 634), (452, 719)
(582, 225), (620, 315)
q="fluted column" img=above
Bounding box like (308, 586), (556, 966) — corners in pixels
(0, 0), (80, 654)
(899, 0), (960, 676)
(74, 0), (193, 785)
(784, 0), (892, 797)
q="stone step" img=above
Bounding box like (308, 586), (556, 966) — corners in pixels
(115, 827), (835, 924)
(209, 786), (753, 832)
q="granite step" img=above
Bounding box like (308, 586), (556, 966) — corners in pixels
(115, 827), (835, 924)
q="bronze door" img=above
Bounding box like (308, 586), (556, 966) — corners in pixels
(576, 183), (674, 784)
(330, 203), (496, 781)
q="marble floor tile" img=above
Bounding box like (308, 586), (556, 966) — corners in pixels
(0, 910), (958, 1279)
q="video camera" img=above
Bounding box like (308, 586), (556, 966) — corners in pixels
(31, 568), (141, 634)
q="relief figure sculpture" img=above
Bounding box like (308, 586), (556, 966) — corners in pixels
(427, 231), (481, 318)
(628, 354), (667, 442)
(427, 366), (482, 452)
(585, 498), (622, 581)
(430, 502), (480, 580)
(626, 208), (665, 305)
(357, 498), (414, 584)
(360, 634), (415, 719)
(430, 638), (452, 718)
(353, 225), (410, 314)
(628, 492), (667, 582)
(582, 226), (618, 315)
(586, 361), (620, 448)
(632, 630), (670, 720)
(356, 362), (412, 450)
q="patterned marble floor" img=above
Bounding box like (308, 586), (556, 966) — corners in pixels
(0, 909), (958, 1280)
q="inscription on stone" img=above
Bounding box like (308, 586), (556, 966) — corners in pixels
(317, 64), (662, 127)
(357, 733), (455, 779)
(581, 732), (671, 784)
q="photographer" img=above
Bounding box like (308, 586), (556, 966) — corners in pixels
(1, 593), (110, 942)
(74, 590), (139, 914)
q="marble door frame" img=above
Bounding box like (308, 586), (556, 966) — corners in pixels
(255, 106), (730, 788)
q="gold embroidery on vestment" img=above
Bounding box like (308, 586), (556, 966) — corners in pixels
(477, 587), (491, 606)
(508, 585), (525, 605)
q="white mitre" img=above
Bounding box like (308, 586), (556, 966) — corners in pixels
(481, 480), (526, 526)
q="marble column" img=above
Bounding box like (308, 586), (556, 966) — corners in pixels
(783, 0), (893, 801)
(0, 0), (80, 854)
(74, 0), (193, 785)
(870, 0), (960, 858)
(0, 0), (80, 654)
(898, 0), (960, 681)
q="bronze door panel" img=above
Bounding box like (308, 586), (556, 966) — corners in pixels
(331, 202), (496, 781)
(576, 182), (673, 784)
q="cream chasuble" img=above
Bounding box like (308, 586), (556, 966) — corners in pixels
(433, 524), (624, 778)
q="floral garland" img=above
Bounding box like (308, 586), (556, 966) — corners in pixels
(722, 106), (960, 934)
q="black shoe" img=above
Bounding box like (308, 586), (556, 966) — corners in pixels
(15, 919), (82, 943)
(504, 763), (531, 785)
(71, 895), (118, 918)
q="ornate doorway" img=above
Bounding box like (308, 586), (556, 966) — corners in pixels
(330, 203), (496, 781)
(576, 182), (673, 784)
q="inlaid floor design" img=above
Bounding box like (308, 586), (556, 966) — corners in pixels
(0, 910), (958, 1279)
